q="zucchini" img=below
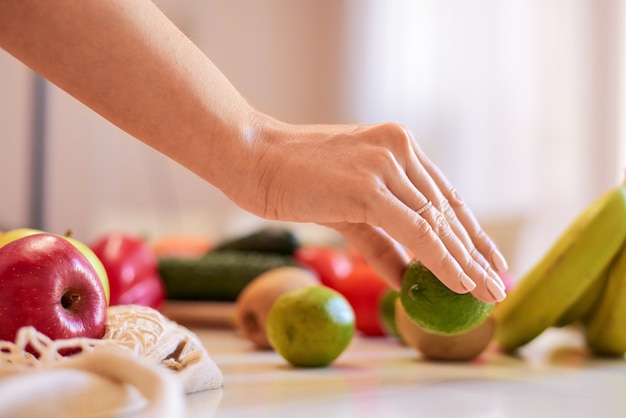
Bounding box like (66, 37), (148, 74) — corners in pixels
(210, 227), (300, 256)
(159, 250), (297, 302)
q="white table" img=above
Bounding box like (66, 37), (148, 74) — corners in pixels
(178, 324), (626, 418)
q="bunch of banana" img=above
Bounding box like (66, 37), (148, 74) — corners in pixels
(583, 238), (626, 356)
(493, 181), (626, 353)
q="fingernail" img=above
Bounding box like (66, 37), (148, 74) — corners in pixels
(459, 274), (476, 292)
(486, 276), (507, 302)
(488, 268), (506, 291)
(492, 250), (509, 272)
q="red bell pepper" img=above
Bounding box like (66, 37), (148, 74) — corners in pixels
(295, 245), (391, 336)
(90, 232), (165, 310)
(334, 262), (391, 337)
(293, 245), (353, 289)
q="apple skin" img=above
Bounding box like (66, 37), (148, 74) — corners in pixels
(0, 228), (110, 305)
(0, 234), (108, 348)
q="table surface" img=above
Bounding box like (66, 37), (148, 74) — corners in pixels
(174, 323), (626, 418)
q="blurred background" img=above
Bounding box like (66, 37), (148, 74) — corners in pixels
(0, 0), (624, 278)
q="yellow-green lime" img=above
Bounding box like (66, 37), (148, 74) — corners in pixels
(379, 289), (401, 339)
(267, 285), (355, 367)
(400, 261), (494, 335)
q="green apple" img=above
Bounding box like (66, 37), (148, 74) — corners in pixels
(0, 227), (43, 247)
(0, 228), (110, 305)
(64, 236), (110, 305)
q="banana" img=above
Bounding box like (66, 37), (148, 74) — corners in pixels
(584, 240), (626, 356)
(553, 262), (610, 327)
(493, 182), (626, 352)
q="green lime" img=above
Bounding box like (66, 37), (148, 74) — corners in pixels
(267, 285), (355, 367)
(379, 289), (401, 339)
(400, 261), (494, 335)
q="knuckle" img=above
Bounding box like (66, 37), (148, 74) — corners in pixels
(431, 211), (452, 238)
(473, 228), (490, 246)
(439, 199), (457, 222)
(435, 251), (455, 273)
(369, 122), (413, 150)
(448, 186), (465, 209)
(412, 217), (436, 243)
(387, 124), (413, 153)
(467, 244), (480, 261)
(466, 244), (488, 270)
(372, 148), (397, 168)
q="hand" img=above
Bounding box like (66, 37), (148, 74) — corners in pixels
(226, 117), (508, 304)
(0, 0), (507, 304)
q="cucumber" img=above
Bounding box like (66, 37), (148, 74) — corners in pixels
(159, 250), (297, 302)
(210, 227), (300, 256)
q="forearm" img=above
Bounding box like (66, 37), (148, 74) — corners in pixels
(0, 0), (258, 189)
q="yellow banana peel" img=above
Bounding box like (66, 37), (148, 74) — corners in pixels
(493, 183), (626, 352)
(584, 239), (626, 356)
(554, 262), (610, 328)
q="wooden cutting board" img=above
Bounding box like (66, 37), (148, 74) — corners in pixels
(161, 301), (236, 328)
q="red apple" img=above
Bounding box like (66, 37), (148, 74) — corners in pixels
(0, 234), (108, 347)
(0, 228), (110, 304)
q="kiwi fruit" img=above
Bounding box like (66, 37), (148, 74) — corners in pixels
(234, 266), (318, 349)
(395, 299), (494, 362)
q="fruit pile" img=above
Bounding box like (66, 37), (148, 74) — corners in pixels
(219, 178), (626, 364)
(493, 181), (626, 356)
(230, 254), (499, 365)
(182, 228), (497, 365)
(4, 176), (626, 367)
(157, 228), (398, 338)
(0, 225), (501, 365)
(154, 227), (398, 366)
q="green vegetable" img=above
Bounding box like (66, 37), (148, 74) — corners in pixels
(159, 250), (297, 301)
(210, 228), (300, 256)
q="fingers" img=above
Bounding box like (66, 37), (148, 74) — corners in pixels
(362, 125), (507, 303)
(409, 132), (509, 274)
(397, 151), (507, 303)
(327, 222), (411, 290)
(372, 193), (481, 299)
(327, 215), (499, 303)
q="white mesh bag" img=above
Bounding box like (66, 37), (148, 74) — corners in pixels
(0, 305), (223, 418)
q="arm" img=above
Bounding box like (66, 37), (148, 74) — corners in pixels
(0, 0), (508, 303)
(0, 0), (254, 193)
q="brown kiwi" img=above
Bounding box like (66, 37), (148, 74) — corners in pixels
(395, 299), (495, 362)
(234, 266), (319, 349)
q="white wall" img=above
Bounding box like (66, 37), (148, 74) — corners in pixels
(0, 54), (31, 231)
(0, 0), (623, 277)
